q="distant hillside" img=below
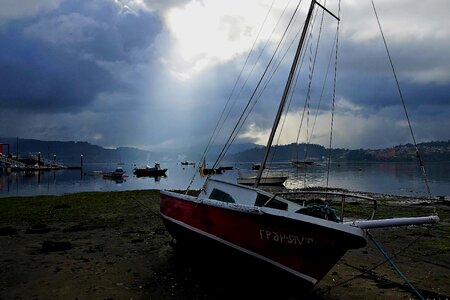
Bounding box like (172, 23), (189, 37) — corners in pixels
(225, 143), (327, 162)
(225, 140), (450, 162)
(0, 137), (261, 164)
(2, 137), (448, 164)
(366, 140), (450, 162)
(0, 137), (185, 164)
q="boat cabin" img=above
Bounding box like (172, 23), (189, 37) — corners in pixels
(202, 179), (341, 222)
(203, 179), (302, 212)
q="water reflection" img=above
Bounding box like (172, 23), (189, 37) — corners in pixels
(0, 161), (449, 197)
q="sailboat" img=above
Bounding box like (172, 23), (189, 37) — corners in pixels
(160, 0), (439, 288)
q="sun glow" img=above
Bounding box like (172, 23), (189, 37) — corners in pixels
(164, 0), (274, 80)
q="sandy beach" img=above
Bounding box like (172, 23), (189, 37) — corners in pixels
(0, 189), (449, 299)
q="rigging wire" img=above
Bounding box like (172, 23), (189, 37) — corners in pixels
(370, 0), (433, 201)
(228, 0), (325, 175)
(212, 0), (298, 167)
(265, 6), (324, 188)
(302, 13), (315, 188)
(212, 0), (304, 169)
(309, 31), (337, 144)
(306, 0), (327, 145)
(268, 3), (322, 170)
(216, 5), (310, 170)
(200, 0), (276, 163)
(280, 1), (326, 186)
(214, 1), (308, 169)
(210, 0), (290, 154)
(254, 0), (317, 187)
(293, 2), (325, 151)
(326, 0), (340, 187)
(184, 0), (277, 192)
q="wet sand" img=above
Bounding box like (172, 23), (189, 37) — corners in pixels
(0, 190), (449, 299)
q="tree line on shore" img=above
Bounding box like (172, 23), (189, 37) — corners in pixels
(1, 137), (449, 164)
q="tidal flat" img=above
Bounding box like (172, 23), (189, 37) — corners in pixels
(0, 190), (449, 299)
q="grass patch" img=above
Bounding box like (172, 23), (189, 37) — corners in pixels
(0, 190), (161, 226)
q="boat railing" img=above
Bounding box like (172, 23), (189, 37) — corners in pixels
(265, 191), (377, 222)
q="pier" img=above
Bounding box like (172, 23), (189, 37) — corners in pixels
(0, 153), (81, 172)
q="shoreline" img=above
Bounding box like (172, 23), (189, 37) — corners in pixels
(0, 189), (449, 299)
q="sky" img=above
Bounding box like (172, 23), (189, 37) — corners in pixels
(0, 0), (449, 152)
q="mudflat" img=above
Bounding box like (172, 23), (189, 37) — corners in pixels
(0, 190), (449, 299)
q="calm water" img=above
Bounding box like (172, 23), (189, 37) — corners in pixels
(0, 161), (449, 198)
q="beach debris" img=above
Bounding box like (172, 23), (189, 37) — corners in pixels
(0, 226), (17, 236)
(63, 223), (88, 232)
(87, 245), (104, 253)
(41, 240), (72, 252)
(53, 203), (70, 209)
(26, 224), (50, 234)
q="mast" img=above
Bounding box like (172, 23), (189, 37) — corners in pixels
(255, 0), (316, 187)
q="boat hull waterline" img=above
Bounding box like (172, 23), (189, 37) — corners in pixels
(160, 190), (367, 286)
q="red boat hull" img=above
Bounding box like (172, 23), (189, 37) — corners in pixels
(160, 192), (366, 286)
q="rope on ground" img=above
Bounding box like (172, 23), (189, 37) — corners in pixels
(329, 226), (430, 294)
(135, 198), (160, 218)
(368, 231), (425, 300)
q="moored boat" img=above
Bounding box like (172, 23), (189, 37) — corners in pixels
(252, 163), (261, 170)
(133, 163), (167, 177)
(103, 167), (127, 179)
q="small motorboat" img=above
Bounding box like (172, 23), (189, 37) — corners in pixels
(103, 167), (127, 179)
(134, 163), (167, 177)
(252, 163), (261, 170)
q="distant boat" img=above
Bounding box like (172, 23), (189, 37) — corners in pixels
(218, 165), (233, 171)
(292, 160), (314, 168)
(103, 167), (127, 179)
(88, 170), (103, 176)
(252, 163), (261, 170)
(199, 160), (223, 176)
(201, 167), (223, 176)
(134, 163), (167, 177)
(181, 161), (195, 166)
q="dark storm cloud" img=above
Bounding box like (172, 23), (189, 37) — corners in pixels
(0, 0), (161, 113)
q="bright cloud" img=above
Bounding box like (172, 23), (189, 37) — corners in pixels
(163, 0), (275, 79)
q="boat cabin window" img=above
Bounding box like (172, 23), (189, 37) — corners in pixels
(209, 188), (235, 203)
(255, 193), (288, 210)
